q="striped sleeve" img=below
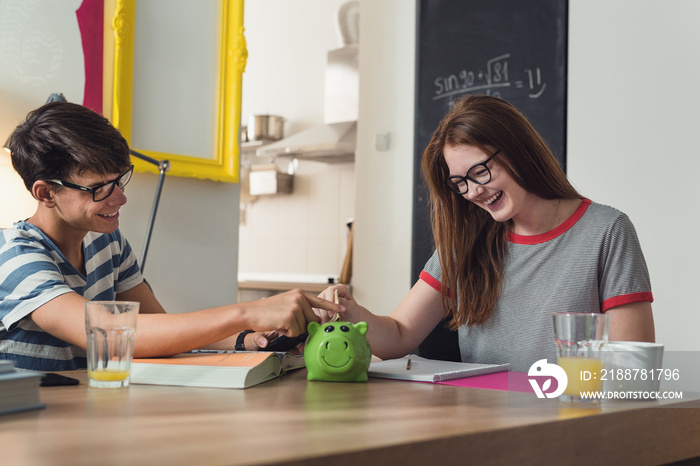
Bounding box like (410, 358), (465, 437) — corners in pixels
(115, 232), (142, 293)
(81, 230), (143, 300)
(0, 237), (74, 332)
(599, 213), (653, 311)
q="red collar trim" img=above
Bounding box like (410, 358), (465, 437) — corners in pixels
(508, 198), (591, 245)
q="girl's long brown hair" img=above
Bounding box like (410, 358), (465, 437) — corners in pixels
(421, 95), (581, 329)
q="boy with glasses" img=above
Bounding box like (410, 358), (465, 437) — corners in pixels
(0, 102), (340, 371)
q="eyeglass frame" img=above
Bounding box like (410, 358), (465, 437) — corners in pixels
(47, 165), (134, 202)
(443, 149), (501, 195)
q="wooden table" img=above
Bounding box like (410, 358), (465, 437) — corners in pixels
(1, 370), (699, 466)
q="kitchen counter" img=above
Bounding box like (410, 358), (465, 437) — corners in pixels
(237, 273), (340, 301)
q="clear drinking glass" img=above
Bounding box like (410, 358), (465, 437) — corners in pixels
(553, 312), (609, 403)
(85, 301), (139, 388)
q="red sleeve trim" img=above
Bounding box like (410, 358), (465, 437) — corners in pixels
(419, 270), (442, 293)
(601, 292), (654, 312)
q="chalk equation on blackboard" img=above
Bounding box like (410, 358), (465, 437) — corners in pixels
(432, 53), (547, 101)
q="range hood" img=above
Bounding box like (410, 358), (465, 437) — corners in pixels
(255, 120), (356, 163)
(256, 43), (358, 163)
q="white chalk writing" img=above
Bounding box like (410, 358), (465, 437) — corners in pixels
(432, 54), (547, 101)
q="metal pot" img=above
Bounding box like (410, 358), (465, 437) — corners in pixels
(247, 115), (285, 141)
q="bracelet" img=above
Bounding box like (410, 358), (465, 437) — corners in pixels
(236, 330), (255, 352)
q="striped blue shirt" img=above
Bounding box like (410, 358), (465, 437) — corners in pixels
(0, 221), (143, 370)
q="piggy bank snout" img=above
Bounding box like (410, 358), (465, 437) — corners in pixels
(322, 338), (350, 351)
(314, 337), (357, 371)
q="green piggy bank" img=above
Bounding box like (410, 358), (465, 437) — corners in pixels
(304, 321), (371, 382)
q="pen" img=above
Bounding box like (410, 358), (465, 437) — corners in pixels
(406, 358), (412, 370)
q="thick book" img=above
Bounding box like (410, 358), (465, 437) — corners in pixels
(0, 370), (45, 416)
(131, 351), (305, 389)
(368, 355), (509, 383)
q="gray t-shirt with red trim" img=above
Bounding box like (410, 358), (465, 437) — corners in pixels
(421, 199), (653, 372)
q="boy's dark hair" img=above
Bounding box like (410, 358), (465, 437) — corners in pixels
(7, 102), (131, 192)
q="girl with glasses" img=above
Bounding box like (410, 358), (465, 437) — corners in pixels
(319, 95), (654, 372)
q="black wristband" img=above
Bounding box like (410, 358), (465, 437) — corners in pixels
(236, 330), (255, 351)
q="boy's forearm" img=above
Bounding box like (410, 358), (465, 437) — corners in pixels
(133, 305), (248, 357)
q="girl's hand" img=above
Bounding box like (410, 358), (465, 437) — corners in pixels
(316, 284), (361, 322)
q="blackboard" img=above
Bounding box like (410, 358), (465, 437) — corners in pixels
(412, 0), (569, 284)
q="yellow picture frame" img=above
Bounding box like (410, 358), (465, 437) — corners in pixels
(109, 0), (246, 183)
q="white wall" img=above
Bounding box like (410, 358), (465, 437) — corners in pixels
(567, 0), (700, 351)
(238, 0), (356, 281)
(0, 0), (86, 227)
(238, 159), (355, 280)
(0, 156), (35, 226)
(118, 173), (240, 314)
(352, 0), (415, 314)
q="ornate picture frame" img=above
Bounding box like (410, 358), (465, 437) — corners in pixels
(110, 0), (247, 183)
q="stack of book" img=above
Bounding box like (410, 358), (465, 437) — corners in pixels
(0, 361), (45, 415)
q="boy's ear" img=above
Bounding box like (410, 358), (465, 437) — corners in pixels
(32, 181), (56, 206)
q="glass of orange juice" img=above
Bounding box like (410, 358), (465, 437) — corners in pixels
(85, 301), (139, 388)
(553, 312), (609, 403)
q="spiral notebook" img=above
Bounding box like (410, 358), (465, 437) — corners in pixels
(368, 355), (509, 383)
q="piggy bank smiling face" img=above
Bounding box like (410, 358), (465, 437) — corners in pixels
(304, 321), (371, 382)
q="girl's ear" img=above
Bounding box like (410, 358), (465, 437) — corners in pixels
(32, 180), (56, 206)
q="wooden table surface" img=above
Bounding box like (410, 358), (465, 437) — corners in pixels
(1, 369), (699, 466)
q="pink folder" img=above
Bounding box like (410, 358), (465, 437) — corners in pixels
(437, 370), (532, 393)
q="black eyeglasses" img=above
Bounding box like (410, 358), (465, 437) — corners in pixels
(48, 165), (134, 202)
(444, 150), (501, 195)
